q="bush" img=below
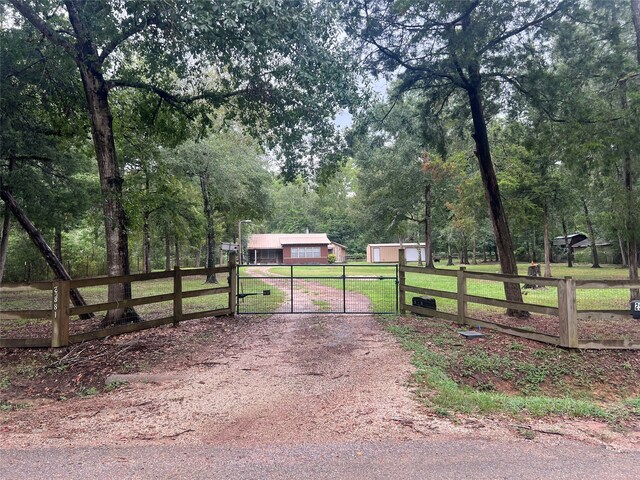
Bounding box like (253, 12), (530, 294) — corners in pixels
(327, 253), (337, 264)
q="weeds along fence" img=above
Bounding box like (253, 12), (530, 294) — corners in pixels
(398, 250), (640, 350)
(0, 254), (237, 348)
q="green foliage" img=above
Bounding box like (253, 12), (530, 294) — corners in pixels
(386, 323), (615, 419)
(327, 253), (337, 264)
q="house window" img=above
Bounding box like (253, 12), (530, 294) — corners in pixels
(291, 247), (321, 258)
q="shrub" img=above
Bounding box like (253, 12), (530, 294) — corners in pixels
(327, 253), (337, 264)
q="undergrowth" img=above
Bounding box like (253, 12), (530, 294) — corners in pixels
(383, 320), (637, 421)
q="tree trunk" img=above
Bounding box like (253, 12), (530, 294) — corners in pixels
(0, 205), (10, 284)
(543, 205), (552, 277)
(619, 233), (628, 266)
(460, 233), (468, 264)
(165, 233), (171, 271)
(200, 176), (218, 283)
(175, 240), (180, 268)
(466, 82), (524, 314)
(581, 197), (601, 268)
(0, 157), (15, 283)
(472, 229), (477, 265)
(54, 226), (63, 266)
(447, 241), (454, 266)
(416, 235), (423, 267)
(625, 150), (639, 298)
(142, 213), (151, 274)
(143, 173), (152, 274)
(632, 0), (640, 64)
(424, 181), (434, 268)
(562, 218), (573, 268)
(195, 246), (202, 268)
(0, 188), (92, 316)
(78, 66), (138, 325)
(620, 76), (639, 298)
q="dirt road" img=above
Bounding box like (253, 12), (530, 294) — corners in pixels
(3, 311), (455, 448)
(4, 309), (640, 477)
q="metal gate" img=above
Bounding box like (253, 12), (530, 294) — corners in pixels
(237, 264), (398, 314)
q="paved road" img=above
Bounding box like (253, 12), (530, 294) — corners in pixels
(2, 438), (640, 479)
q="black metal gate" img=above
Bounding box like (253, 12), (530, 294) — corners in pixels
(237, 264), (398, 314)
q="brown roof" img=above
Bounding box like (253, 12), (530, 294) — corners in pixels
(248, 233), (331, 249)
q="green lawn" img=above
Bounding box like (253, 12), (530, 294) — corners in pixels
(262, 262), (633, 314)
(403, 262), (631, 313)
(1, 273), (233, 339)
(264, 264), (398, 313)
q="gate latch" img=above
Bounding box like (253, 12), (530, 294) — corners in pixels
(238, 289), (271, 299)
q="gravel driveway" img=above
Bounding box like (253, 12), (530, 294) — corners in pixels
(3, 270), (640, 477)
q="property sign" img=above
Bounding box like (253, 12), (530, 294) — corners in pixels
(221, 242), (239, 251)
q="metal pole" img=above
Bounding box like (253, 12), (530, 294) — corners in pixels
(395, 263), (399, 313)
(237, 221), (242, 265)
(290, 265), (294, 313)
(237, 220), (252, 265)
(342, 264), (346, 313)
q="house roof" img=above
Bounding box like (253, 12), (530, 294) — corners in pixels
(572, 238), (613, 248)
(552, 233), (587, 246)
(368, 243), (426, 248)
(248, 233), (331, 249)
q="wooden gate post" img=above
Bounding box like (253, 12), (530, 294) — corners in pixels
(51, 279), (70, 347)
(399, 249), (406, 315)
(173, 265), (182, 327)
(558, 276), (578, 348)
(457, 267), (467, 325)
(228, 251), (237, 316)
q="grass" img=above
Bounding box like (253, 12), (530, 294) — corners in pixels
(1, 272), (234, 339)
(383, 318), (621, 419)
(265, 264), (398, 313)
(236, 277), (286, 313)
(262, 261), (634, 318)
(312, 299), (331, 311)
(399, 262), (633, 315)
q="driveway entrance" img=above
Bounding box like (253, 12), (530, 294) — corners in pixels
(236, 264), (398, 314)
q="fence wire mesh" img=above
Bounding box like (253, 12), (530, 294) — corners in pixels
(237, 264), (397, 314)
(1, 285), (52, 341)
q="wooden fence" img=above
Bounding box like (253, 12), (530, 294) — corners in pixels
(398, 250), (640, 350)
(1, 254), (237, 348)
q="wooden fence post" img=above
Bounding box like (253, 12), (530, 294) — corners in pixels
(399, 249), (406, 315)
(173, 265), (182, 327)
(558, 276), (578, 348)
(229, 251), (237, 316)
(457, 267), (467, 325)
(51, 279), (70, 347)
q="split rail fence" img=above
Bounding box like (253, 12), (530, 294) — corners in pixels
(398, 250), (640, 350)
(1, 254), (237, 348)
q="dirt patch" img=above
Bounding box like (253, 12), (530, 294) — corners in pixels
(2, 311), (640, 451)
(1, 313), (472, 448)
(394, 314), (640, 402)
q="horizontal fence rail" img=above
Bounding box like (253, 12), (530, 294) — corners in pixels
(397, 249), (640, 350)
(1, 254), (237, 348)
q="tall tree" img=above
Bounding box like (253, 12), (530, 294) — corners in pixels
(347, 0), (573, 313)
(168, 130), (271, 282)
(7, 0), (357, 322)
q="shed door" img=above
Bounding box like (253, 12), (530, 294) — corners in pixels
(405, 248), (419, 262)
(373, 248), (381, 262)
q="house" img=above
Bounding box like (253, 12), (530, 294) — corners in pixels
(247, 233), (346, 265)
(367, 243), (427, 263)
